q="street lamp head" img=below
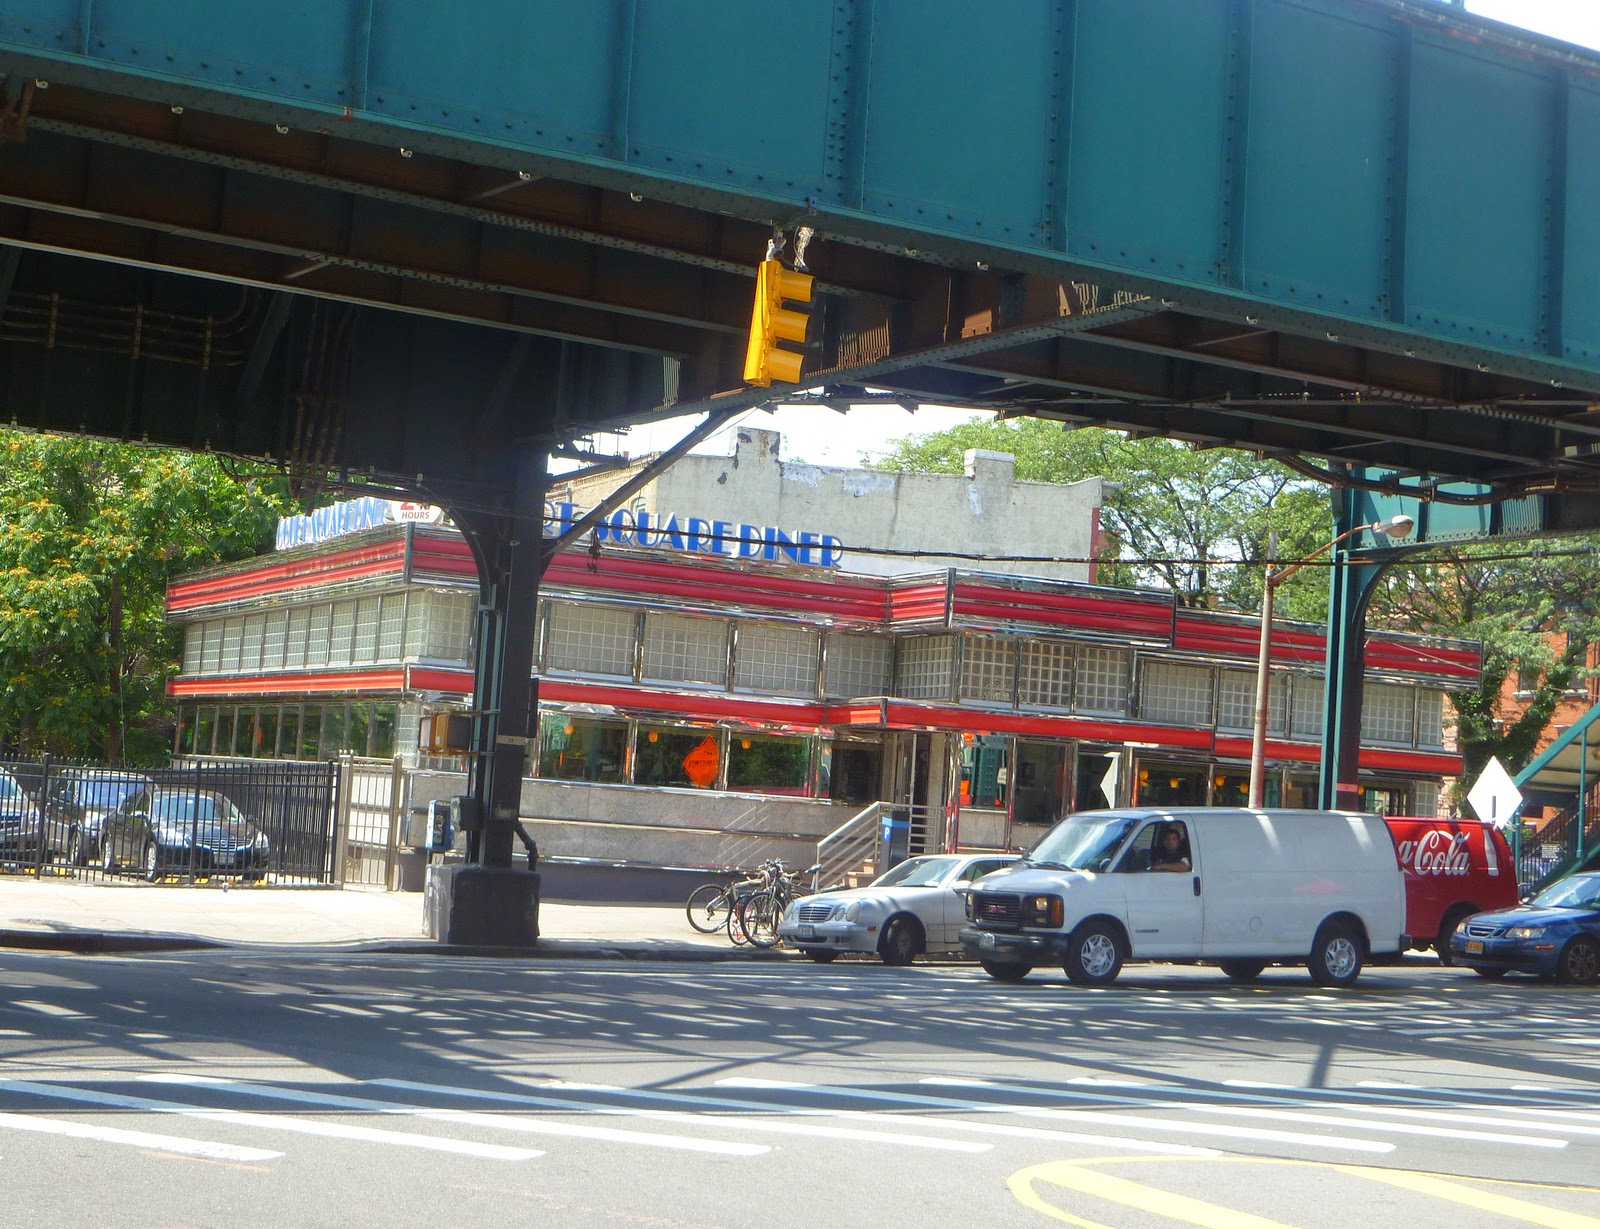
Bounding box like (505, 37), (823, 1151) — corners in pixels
(1371, 513), (1415, 540)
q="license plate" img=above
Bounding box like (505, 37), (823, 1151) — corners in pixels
(1466, 940), (1484, 954)
(980, 932), (996, 950)
(797, 925), (815, 939)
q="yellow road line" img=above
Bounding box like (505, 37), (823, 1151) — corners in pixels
(1335, 1165), (1600, 1229)
(1011, 1160), (1297, 1229)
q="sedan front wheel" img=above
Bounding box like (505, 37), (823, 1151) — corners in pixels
(143, 842), (161, 883)
(1556, 936), (1600, 986)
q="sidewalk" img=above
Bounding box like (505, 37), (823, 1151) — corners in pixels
(0, 876), (788, 960)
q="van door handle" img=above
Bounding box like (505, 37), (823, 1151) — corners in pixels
(1192, 875), (1201, 896)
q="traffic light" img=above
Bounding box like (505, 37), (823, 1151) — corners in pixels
(743, 258), (814, 386)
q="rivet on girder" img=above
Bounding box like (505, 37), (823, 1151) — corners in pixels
(34, 80), (48, 89)
(517, 171), (532, 181)
(171, 105), (184, 115)
(400, 148), (413, 158)
(276, 124), (289, 134)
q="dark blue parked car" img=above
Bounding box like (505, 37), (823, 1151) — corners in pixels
(1450, 872), (1600, 985)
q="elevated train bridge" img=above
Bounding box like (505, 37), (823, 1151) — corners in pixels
(4, 0), (1600, 937)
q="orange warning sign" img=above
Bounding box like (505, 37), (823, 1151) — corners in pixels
(682, 736), (721, 789)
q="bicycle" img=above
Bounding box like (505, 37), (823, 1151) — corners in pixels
(732, 860), (820, 949)
(684, 873), (741, 935)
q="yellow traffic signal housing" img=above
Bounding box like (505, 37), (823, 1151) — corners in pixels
(743, 258), (814, 386)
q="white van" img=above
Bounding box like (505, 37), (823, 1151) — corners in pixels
(958, 807), (1405, 988)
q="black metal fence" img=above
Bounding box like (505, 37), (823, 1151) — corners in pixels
(0, 754), (339, 885)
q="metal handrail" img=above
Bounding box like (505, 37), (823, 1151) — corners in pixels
(814, 800), (939, 891)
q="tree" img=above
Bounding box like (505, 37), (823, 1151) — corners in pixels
(875, 419), (1330, 615)
(0, 431), (294, 763)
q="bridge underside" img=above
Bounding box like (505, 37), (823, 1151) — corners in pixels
(4, 73), (1600, 501)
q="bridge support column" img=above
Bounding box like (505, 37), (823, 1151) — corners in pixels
(428, 444), (549, 947)
(1316, 489), (1391, 812)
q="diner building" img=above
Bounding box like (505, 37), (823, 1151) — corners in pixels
(165, 433), (1480, 865)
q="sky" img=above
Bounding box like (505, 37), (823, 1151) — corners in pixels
(585, 1), (1600, 472)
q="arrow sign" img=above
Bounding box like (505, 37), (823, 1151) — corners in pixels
(1466, 757), (1523, 829)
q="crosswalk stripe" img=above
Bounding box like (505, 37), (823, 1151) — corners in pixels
(536, 1080), (1216, 1157)
(0, 1078), (540, 1161)
(929, 1076), (1570, 1150)
(0, 1110), (282, 1162)
(141, 1074), (768, 1157)
(717, 1078), (1394, 1154)
(370, 1078), (987, 1153)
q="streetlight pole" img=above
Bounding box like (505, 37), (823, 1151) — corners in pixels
(1247, 514), (1415, 808)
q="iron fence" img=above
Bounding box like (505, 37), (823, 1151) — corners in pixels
(0, 753), (340, 886)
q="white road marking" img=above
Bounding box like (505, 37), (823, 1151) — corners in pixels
(0, 1111), (282, 1162)
(141, 1074), (767, 1157)
(718, 1078), (1393, 1154)
(0, 1078), (540, 1161)
(371, 1077), (988, 1153)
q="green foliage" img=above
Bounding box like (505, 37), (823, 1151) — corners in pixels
(875, 419), (1329, 614)
(0, 431), (294, 762)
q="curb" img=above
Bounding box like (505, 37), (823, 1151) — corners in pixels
(0, 929), (223, 954)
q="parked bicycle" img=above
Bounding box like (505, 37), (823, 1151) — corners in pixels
(732, 859), (819, 949)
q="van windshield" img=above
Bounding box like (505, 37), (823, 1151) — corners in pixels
(1024, 815), (1139, 873)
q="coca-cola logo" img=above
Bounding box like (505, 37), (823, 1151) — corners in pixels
(1396, 830), (1472, 877)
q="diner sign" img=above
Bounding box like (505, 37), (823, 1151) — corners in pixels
(544, 501), (844, 568)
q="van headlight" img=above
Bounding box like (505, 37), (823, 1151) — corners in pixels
(1024, 895), (1063, 927)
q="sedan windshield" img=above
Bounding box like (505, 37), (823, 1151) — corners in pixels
(1531, 876), (1600, 911)
(79, 778), (144, 809)
(0, 775), (22, 802)
(872, 857), (960, 888)
(1024, 815), (1139, 872)
(151, 794), (237, 824)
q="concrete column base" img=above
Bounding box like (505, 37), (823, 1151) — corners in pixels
(424, 864), (540, 948)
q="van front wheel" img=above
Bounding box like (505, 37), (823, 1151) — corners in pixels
(1308, 922), (1364, 988)
(1064, 922), (1124, 987)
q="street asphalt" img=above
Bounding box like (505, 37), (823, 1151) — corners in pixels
(0, 873), (788, 960)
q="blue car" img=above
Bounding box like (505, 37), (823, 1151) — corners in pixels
(1450, 872), (1600, 984)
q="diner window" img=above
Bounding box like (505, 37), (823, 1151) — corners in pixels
(240, 614), (265, 671)
(539, 713), (628, 783)
(347, 702), (372, 756)
(329, 600), (358, 667)
(409, 591), (474, 661)
(633, 724), (722, 789)
(235, 707), (257, 758)
(727, 733), (812, 796)
(321, 704), (347, 757)
(1362, 683), (1415, 747)
(262, 608), (289, 669)
(960, 635), (1016, 705)
(895, 635), (956, 701)
(1217, 669), (1287, 735)
(182, 625), (202, 675)
(200, 621), (222, 674)
(378, 594), (406, 660)
(299, 706), (323, 760)
(193, 707), (216, 756)
(546, 602), (636, 678)
(369, 705), (396, 758)
(824, 632), (892, 697)
(1019, 640), (1074, 711)
(1075, 645), (1130, 716)
(255, 706), (279, 757)
(1416, 689), (1445, 749)
(279, 706), (301, 761)
(642, 613), (729, 687)
(306, 604), (333, 667)
(353, 596), (381, 663)
(1140, 659), (1214, 726)
(220, 618), (244, 672)
(285, 606), (311, 668)
(734, 623), (819, 696)
(1291, 675), (1325, 738)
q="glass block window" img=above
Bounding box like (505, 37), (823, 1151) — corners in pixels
(1140, 659), (1214, 726)
(240, 614), (265, 672)
(1415, 689), (1445, 749)
(641, 612), (729, 687)
(377, 594), (406, 661)
(262, 608), (289, 670)
(1019, 640), (1074, 710)
(824, 632), (893, 697)
(353, 596), (382, 664)
(220, 618), (244, 673)
(734, 622), (819, 696)
(200, 620), (222, 674)
(1412, 779), (1441, 819)
(1216, 669), (1287, 735)
(431, 592), (475, 661)
(1362, 682), (1416, 746)
(1075, 645), (1130, 715)
(960, 634), (1016, 705)
(546, 602), (636, 678)
(895, 635), (955, 701)
(1291, 675), (1325, 738)
(285, 606), (311, 669)
(727, 732), (813, 795)
(305, 604), (333, 667)
(182, 624), (202, 675)
(328, 599), (358, 667)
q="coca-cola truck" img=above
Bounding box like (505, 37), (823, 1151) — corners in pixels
(1385, 817), (1519, 962)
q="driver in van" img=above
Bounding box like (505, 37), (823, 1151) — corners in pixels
(1149, 823), (1191, 872)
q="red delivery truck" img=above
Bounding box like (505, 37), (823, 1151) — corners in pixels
(1385, 816), (1520, 962)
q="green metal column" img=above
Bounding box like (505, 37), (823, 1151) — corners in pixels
(1317, 488), (1388, 811)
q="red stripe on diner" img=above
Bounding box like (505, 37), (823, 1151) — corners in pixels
(167, 540), (408, 613)
(168, 669), (406, 697)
